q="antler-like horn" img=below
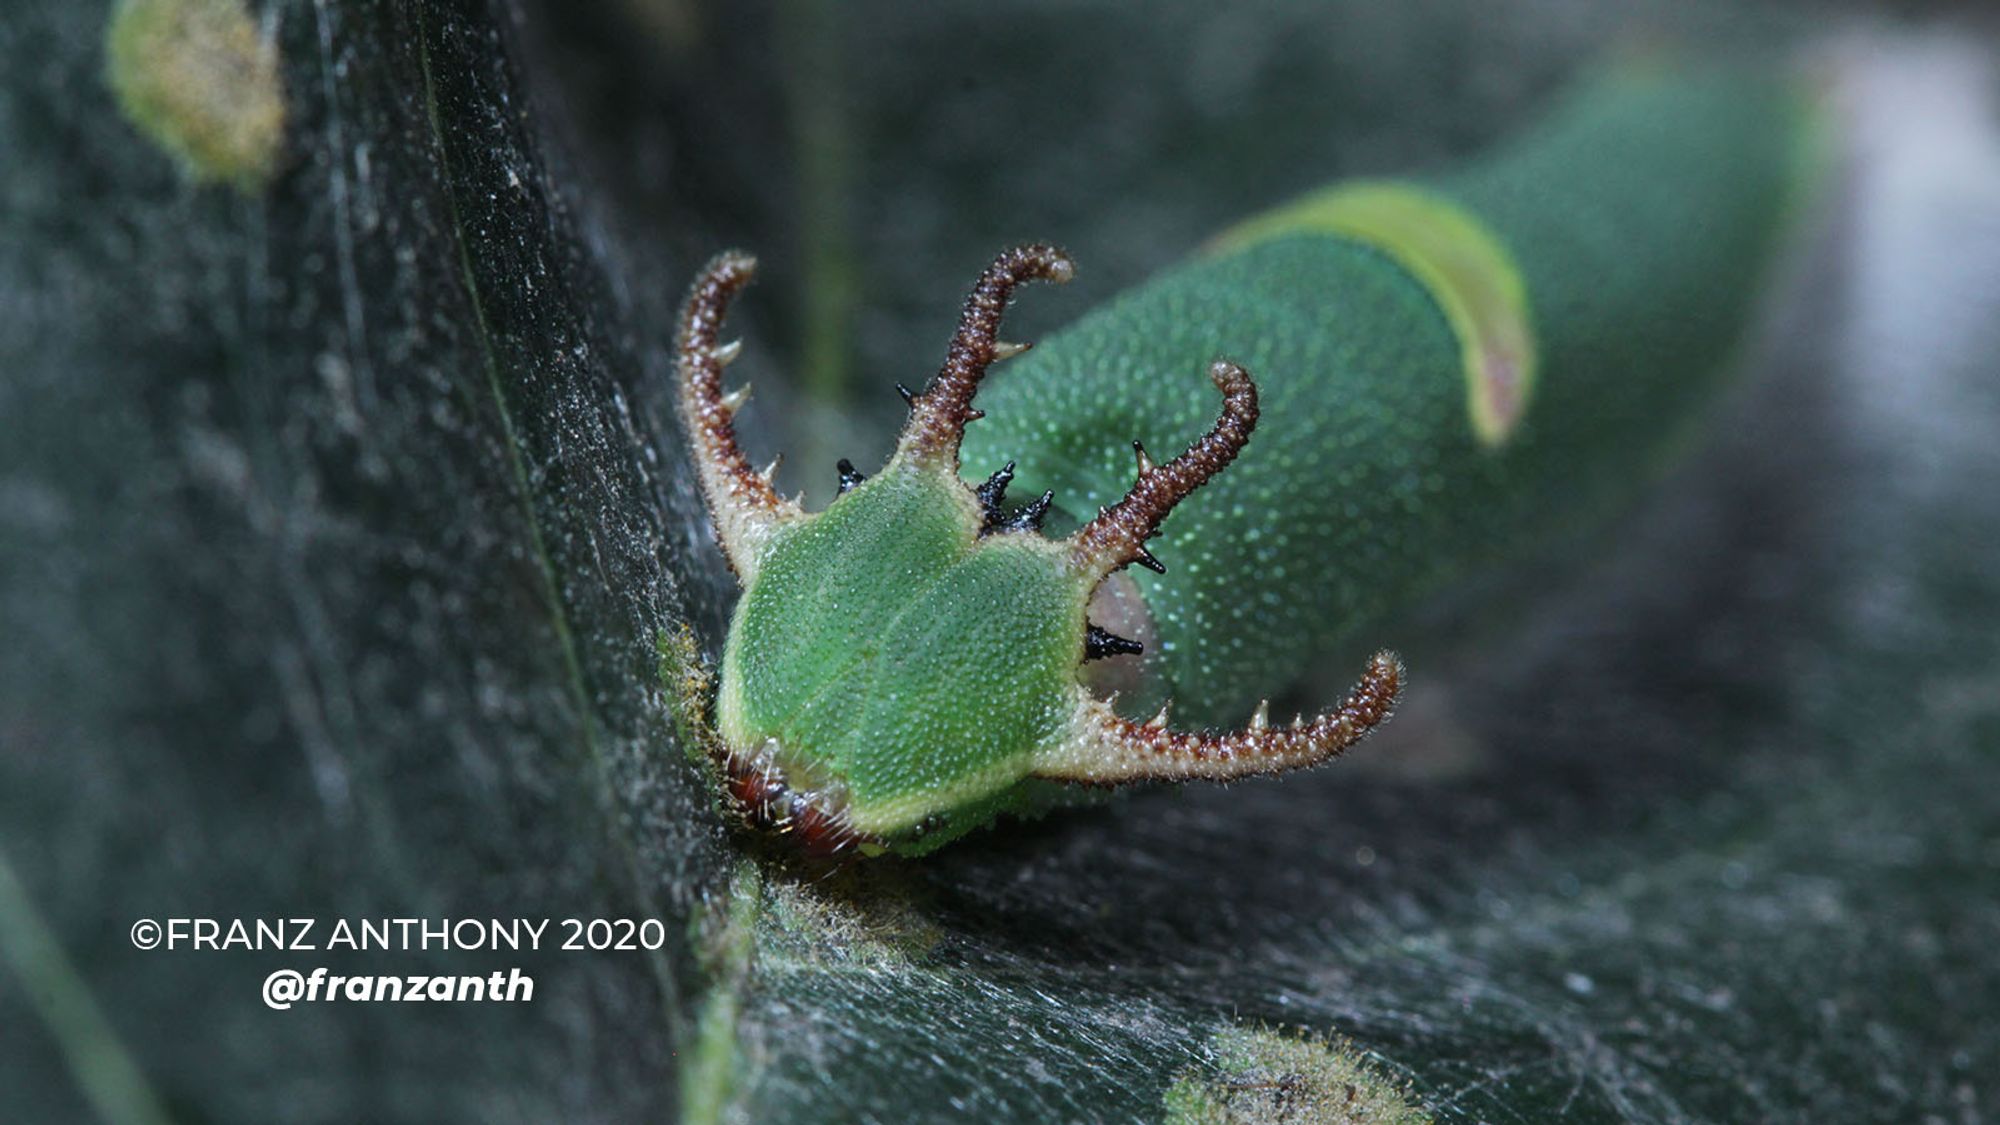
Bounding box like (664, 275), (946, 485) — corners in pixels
(895, 244), (1076, 470)
(676, 251), (805, 579)
(1036, 652), (1404, 784)
(1067, 359), (1258, 585)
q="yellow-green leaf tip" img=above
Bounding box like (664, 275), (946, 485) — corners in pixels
(106, 0), (286, 192)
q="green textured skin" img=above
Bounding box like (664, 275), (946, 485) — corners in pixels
(962, 68), (1816, 725)
(718, 465), (1086, 847)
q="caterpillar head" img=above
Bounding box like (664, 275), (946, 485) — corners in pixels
(675, 246), (1401, 858)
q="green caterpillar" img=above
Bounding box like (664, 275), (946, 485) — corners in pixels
(674, 63), (1824, 857)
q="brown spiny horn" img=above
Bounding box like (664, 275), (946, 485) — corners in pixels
(1035, 652), (1404, 784)
(1067, 359), (1258, 584)
(675, 251), (804, 580)
(895, 244), (1076, 470)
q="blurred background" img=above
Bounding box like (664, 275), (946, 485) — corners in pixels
(3, 1), (1998, 1121)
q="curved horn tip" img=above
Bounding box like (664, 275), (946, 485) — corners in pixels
(676, 248), (804, 580)
(1063, 355), (1261, 579)
(1369, 649), (1406, 684)
(896, 246), (1077, 468)
(711, 249), (758, 275)
(1208, 357), (1251, 389)
(689, 251), (759, 294)
(997, 241), (1075, 278)
(1382, 649), (1407, 684)
(981, 244), (1075, 291)
(678, 253), (760, 346)
(1352, 650), (1408, 719)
